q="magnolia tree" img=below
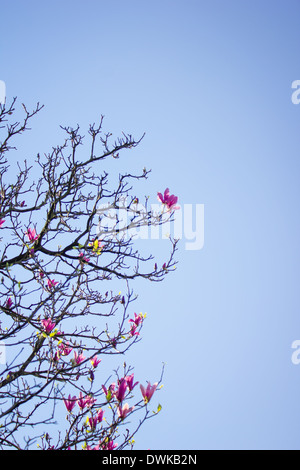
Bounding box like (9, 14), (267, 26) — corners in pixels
(0, 98), (179, 450)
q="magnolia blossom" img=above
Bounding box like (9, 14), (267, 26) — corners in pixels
(47, 279), (58, 289)
(73, 351), (86, 366)
(26, 227), (39, 242)
(77, 392), (88, 410)
(157, 188), (179, 211)
(125, 373), (139, 392)
(85, 395), (96, 408)
(41, 318), (56, 334)
(101, 440), (118, 450)
(140, 381), (158, 404)
(58, 342), (73, 356)
(129, 324), (139, 337)
(84, 444), (100, 451)
(85, 409), (104, 431)
(90, 355), (101, 368)
(117, 403), (134, 420)
(129, 312), (143, 327)
(129, 312), (143, 337)
(96, 408), (104, 423)
(87, 415), (98, 430)
(115, 378), (128, 402)
(63, 395), (77, 413)
(79, 252), (90, 263)
(102, 382), (116, 401)
(53, 350), (60, 363)
(5, 297), (13, 309)
(77, 393), (96, 410)
(0, 219), (5, 228)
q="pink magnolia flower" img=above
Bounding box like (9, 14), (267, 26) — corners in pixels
(129, 323), (139, 337)
(102, 382), (116, 401)
(41, 318), (56, 334)
(125, 373), (139, 392)
(90, 355), (101, 368)
(157, 188), (179, 211)
(79, 252), (90, 263)
(115, 378), (128, 402)
(77, 392), (88, 410)
(129, 312), (143, 327)
(47, 279), (58, 289)
(5, 297), (13, 309)
(26, 227), (39, 242)
(0, 219), (5, 228)
(53, 350), (60, 363)
(102, 439), (118, 450)
(63, 394), (77, 413)
(73, 351), (86, 366)
(117, 403), (134, 420)
(58, 342), (73, 356)
(129, 312), (143, 337)
(96, 408), (104, 423)
(84, 444), (100, 451)
(140, 381), (158, 404)
(88, 415), (98, 430)
(84, 395), (96, 408)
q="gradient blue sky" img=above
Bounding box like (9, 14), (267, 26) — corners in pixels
(1, 0), (300, 450)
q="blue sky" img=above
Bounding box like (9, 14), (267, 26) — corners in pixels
(2, 0), (300, 450)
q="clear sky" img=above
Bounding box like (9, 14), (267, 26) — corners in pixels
(1, 0), (300, 450)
